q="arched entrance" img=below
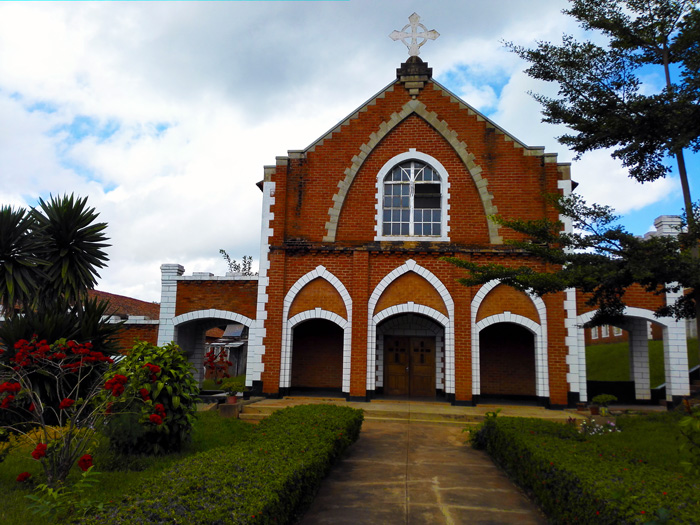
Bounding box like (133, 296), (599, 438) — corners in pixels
(290, 319), (344, 394)
(479, 323), (536, 400)
(376, 314), (444, 399)
(172, 309), (254, 383)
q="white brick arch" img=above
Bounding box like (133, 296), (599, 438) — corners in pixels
(575, 305), (689, 403)
(170, 309), (255, 383)
(367, 259), (455, 394)
(471, 280), (549, 399)
(172, 309), (255, 328)
(281, 266), (352, 393)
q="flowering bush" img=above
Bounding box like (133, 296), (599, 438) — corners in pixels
(203, 347), (232, 383)
(0, 336), (139, 486)
(579, 419), (621, 436)
(103, 341), (199, 455)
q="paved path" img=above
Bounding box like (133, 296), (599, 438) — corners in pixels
(298, 420), (546, 525)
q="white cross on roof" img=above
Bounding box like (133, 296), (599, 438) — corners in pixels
(389, 13), (440, 57)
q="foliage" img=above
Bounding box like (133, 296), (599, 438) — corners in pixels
(25, 466), (104, 521)
(0, 411), (253, 525)
(592, 393), (619, 406)
(0, 337), (126, 486)
(103, 341), (199, 456)
(203, 346), (232, 383)
(579, 419), (621, 435)
(219, 250), (257, 276)
(0, 194), (109, 315)
(679, 401), (700, 475)
(472, 416), (700, 523)
(82, 404), (364, 525)
(506, 0), (699, 191)
(0, 195), (121, 417)
(444, 194), (700, 326)
(220, 375), (247, 395)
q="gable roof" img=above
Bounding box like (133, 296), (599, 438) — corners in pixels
(88, 290), (160, 320)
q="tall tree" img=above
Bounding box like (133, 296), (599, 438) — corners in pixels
(502, 0), (700, 334)
(508, 0), (699, 209)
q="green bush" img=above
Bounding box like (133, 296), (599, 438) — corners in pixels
(103, 341), (199, 455)
(82, 404), (364, 524)
(472, 417), (700, 524)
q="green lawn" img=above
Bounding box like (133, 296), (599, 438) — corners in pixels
(0, 411), (253, 525)
(587, 338), (699, 387)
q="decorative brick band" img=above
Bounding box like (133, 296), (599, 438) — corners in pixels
(471, 280), (549, 398)
(323, 98), (500, 244)
(171, 309), (255, 328)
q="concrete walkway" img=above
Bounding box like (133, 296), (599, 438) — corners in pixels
(298, 420), (546, 525)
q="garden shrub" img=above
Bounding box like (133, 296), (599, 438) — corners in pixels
(103, 341), (198, 456)
(82, 404), (364, 525)
(472, 416), (700, 524)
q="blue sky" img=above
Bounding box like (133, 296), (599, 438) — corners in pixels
(0, 0), (695, 300)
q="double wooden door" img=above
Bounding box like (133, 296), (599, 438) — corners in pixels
(384, 336), (435, 397)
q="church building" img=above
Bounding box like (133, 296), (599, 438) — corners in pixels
(152, 15), (690, 408)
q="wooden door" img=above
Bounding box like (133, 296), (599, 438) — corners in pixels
(384, 336), (435, 397)
(384, 336), (409, 396)
(410, 337), (435, 397)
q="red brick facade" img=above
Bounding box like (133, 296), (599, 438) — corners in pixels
(155, 58), (692, 407)
(252, 58), (572, 407)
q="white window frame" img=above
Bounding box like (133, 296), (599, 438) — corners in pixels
(613, 326), (622, 337)
(601, 325), (609, 338)
(590, 327), (598, 340)
(375, 150), (450, 242)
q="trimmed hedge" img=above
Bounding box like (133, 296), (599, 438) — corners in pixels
(472, 417), (700, 524)
(82, 404), (364, 524)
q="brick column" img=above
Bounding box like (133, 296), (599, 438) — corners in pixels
(350, 250), (369, 400)
(628, 318), (651, 400)
(157, 264), (184, 346)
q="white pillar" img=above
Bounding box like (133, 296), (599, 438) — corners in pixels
(628, 319), (651, 400)
(157, 264), (184, 346)
(663, 286), (690, 401)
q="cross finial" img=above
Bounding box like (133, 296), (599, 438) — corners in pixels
(389, 13), (440, 57)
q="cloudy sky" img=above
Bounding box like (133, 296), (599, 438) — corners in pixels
(0, 0), (695, 303)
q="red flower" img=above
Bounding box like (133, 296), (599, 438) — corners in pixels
(28, 402), (35, 412)
(1, 395), (15, 409)
(58, 398), (75, 410)
(16, 472), (31, 482)
(139, 388), (151, 401)
(31, 443), (47, 460)
(143, 363), (161, 375)
(154, 403), (165, 416)
(149, 414), (163, 425)
(0, 382), (21, 394)
(77, 454), (93, 472)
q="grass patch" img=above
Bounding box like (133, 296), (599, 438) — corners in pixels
(587, 338), (699, 387)
(0, 410), (253, 525)
(472, 413), (700, 523)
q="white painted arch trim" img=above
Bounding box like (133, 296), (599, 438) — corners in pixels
(374, 150), (451, 242)
(281, 266), (352, 393)
(367, 259), (455, 393)
(471, 280), (549, 398)
(576, 306), (677, 328)
(172, 309), (255, 328)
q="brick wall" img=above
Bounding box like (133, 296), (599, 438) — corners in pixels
(476, 284), (539, 323)
(175, 280), (258, 319)
(112, 324), (158, 353)
(289, 277), (347, 319)
(375, 271), (447, 316)
(480, 323), (536, 396)
(291, 319), (343, 389)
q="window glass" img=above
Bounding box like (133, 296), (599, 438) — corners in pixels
(382, 160), (442, 237)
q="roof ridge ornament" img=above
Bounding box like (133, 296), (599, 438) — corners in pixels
(390, 13), (440, 57)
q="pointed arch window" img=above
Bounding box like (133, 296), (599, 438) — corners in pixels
(382, 160), (442, 236)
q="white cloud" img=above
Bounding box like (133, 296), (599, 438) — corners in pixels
(0, 1), (689, 302)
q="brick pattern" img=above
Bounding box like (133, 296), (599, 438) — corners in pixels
(112, 324), (158, 351)
(290, 319), (344, 389)
(289, 277), (348, 319)
(475, 284), (538, 324)
(175, 280), (257, 319)
(375, 271), (448, 317)
(480, 323), (536, 396)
